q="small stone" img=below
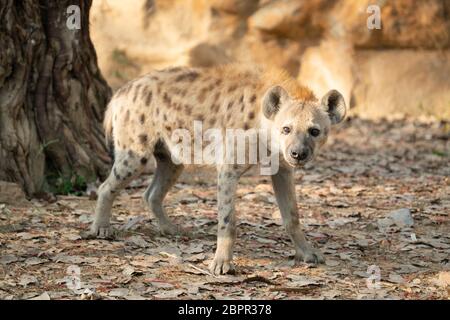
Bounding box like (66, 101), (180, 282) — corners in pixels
(388, 208), (414, 228)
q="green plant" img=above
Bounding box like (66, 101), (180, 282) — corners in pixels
(46, 172), (88, 196)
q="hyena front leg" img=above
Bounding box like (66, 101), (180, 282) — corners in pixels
(209, 165), (247, 275)
(88, 150), (146, 239)
(271, 166), (325, 264)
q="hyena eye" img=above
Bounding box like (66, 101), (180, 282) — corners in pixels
(282, 126), (291, 135)
(309, 128), (321, 137)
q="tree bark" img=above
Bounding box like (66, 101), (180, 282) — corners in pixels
(0, 0), (111, 196)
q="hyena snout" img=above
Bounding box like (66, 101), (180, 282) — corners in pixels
(287, 144), (312, 164)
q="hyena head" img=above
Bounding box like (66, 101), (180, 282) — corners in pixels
(262, 86), (346, 168)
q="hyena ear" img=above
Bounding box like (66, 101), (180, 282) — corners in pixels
(262, 86), (290, 119)
(321, 90), (347, 125)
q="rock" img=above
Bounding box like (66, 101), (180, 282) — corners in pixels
(90, 0), (450, 120)
(298, 38), (355, 106)
(211, 0), (259, 16)
(378, 208), (414, 231)
(352, 50), (450, 119)
(239, 33), (303, 76)
(0, 181), (27, 204)
(377, 217), (395, 232)
(248, 0), (333, 40)
(334, 0), (450, 49)
(388, 208), (414, 228)
(189, 43), (232, 68)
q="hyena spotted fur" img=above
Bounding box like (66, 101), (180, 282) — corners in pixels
(89, 64), (346, 275)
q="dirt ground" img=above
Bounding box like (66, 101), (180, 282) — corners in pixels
(0, 117), (449, 300)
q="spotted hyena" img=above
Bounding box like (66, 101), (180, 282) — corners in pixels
(88, 64), (346, 275)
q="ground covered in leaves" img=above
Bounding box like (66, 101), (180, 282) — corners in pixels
(0, 117), (449, 300)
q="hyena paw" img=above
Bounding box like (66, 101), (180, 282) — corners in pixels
(209, 257), (235, 275)
(295, 247), (325, 265)
(81, 224), (116, 240)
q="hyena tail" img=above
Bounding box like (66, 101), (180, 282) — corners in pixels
(103, 101), (115, 159)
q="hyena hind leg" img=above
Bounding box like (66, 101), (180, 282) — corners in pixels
(87, 150), (147, 239)
(143, 143), (185, 236)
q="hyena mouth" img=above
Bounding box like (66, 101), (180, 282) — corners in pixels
(285, 155), (314, 168)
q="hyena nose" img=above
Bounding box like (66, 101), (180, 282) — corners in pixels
(290, 149), (309, 161)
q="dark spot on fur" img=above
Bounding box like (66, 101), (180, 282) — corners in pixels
(167, 66), (183, 73)
(133, 84), (142, 103)
(197, 88), (208, 103)
(228, 84), (237, 93)
(171, 87), (182, 96)
(163, 92), (171, 105)
(115, 87), (124, 97)
(163, 114), (168, 121)
(113, 167), (121, 180)
(208, 118), (216, 126)
(227, 101), (234, 110)
(239, 95), (244, 104)
(127, 172), (132, 177)
(122, 84), (132, 95)
(124, 110), (130, 122)
(215, 79), (222, 86)
(138, 134), (148, 145)
(175, 71), (200, 82)
(123, 160), (129, 166)
(224, 214), (230, 224)
(145, 90), (153, 106)
(139, 114), (145, 124)
(214, 91), (220, 102)
(140, 157), (148, 165)
(128, 150), (135, 158)
(248, 111), (255, 119)
(244, 123), (249, 130)
(250, 94), (257, 103)
(185, 105), (192, 115)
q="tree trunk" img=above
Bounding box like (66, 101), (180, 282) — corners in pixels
(0, 0), (111, 196)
